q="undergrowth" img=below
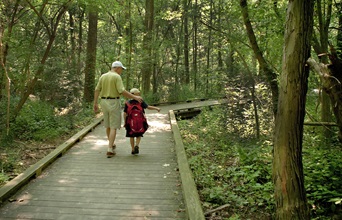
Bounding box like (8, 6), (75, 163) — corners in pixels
(0, 100), (96, 186)
(178, 106), (342, 220)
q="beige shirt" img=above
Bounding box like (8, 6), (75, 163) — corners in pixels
(95, 70), (125, 98)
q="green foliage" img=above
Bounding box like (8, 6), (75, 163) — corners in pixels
(179, 107), (274, 218)
(179, 105), (342, 218)
(0, 173), (10, 184)
(8, 100), (95, 142)
(167, 85), (201, 102)
(303, 130), (342, 218)
(13, 101), (62, 141)
(0, 100), (96, 186)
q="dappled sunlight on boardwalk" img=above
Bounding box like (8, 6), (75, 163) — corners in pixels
(146, 113), (172, 133)
(0, 100), (220, 219)
(0, 110), (186, 219)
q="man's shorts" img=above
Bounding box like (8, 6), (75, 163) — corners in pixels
(100, 99), (121, 129)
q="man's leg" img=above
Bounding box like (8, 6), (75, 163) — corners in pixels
(107, 128), (117, 157)
(106, 128), (116, 148)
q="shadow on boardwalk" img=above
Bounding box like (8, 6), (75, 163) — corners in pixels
(0, 100), (223, 219)
(0, 111), (185, 219)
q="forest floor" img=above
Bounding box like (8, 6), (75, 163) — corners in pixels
(0, 136), (69, 187)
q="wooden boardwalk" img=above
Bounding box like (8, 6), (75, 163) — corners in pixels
(0, 100), (224, 220)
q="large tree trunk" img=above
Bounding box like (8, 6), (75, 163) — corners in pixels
(273, 1), (314, 219)
(84, 9), (98, 103)
(240, 0), (279, 116)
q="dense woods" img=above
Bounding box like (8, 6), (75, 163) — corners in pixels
(1, 0), (342, 219)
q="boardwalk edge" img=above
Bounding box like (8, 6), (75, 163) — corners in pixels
(169, 110), (205, 220)
(0, 116), (103, 205)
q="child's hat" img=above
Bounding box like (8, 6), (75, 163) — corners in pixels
(130, 88), (140, 94)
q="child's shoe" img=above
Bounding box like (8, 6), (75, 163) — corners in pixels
(134, 146), (139, 154)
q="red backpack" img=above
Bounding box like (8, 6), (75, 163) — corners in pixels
(125, 101), (148, 135)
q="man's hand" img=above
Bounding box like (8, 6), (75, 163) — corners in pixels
(134, 95), (143, 103)
(94, 104), (99, 113)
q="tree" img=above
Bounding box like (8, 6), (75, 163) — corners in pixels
(13, 0), (72, 118)
(312, 0), (334, 138)
(337, 2), (342, 58)
(183, 0), (190, 85)
(83, 5), (98, 103)
(0, 0), (22, 134)
(240, 0), (279, 116)
(273, 0), (314, 219)
(141, 0), (154, 94)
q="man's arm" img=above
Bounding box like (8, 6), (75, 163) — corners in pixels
(122, 90), (143, 103)
(93, 90), (100, 113)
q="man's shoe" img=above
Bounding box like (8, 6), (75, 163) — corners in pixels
(107, 151), (116, 158)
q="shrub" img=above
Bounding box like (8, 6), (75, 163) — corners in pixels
(13, 101), (61, 141)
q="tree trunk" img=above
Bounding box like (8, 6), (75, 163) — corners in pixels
(337, 3), (342, 59)
(0, 1), (20, 100)
(273, 1), (314, 219)
(84, 8), (98, 103)
(205, 0), (213, 96)
(141, 0), (154, 94)
(240, 0), (279, 116)
(0, 1), (21, 134)
(193, 0), (198, 91)
(77, 9), (84, 77)
(183, 0), (190, 85)
(312, 0), (333, 138)
(125, 0), (132, 89)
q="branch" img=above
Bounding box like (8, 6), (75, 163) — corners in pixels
(307, 57), (341, 86)
(24, 0), (51, 36)
(204, 204), (230, 216)
(307, 57), (329, 78)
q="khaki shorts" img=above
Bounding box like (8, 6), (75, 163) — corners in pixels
(101, 99), (122, 129)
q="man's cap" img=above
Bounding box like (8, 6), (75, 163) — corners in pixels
(111, 61), (126, 69)
(130, 88), (140, 94)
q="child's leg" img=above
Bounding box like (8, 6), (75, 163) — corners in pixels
(136, 137), (141, 147)
(130, 137), (135, 152)
(133, 136), (141, 154)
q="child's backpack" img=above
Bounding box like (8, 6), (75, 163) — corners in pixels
(125, 101), (148, 135)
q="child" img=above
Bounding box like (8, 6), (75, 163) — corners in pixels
(123, 88), (161, 155)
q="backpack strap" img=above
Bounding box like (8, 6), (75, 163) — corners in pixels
(126, 101), (143, 113)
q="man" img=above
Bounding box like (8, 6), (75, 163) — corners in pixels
(93, 61), (142, 158)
